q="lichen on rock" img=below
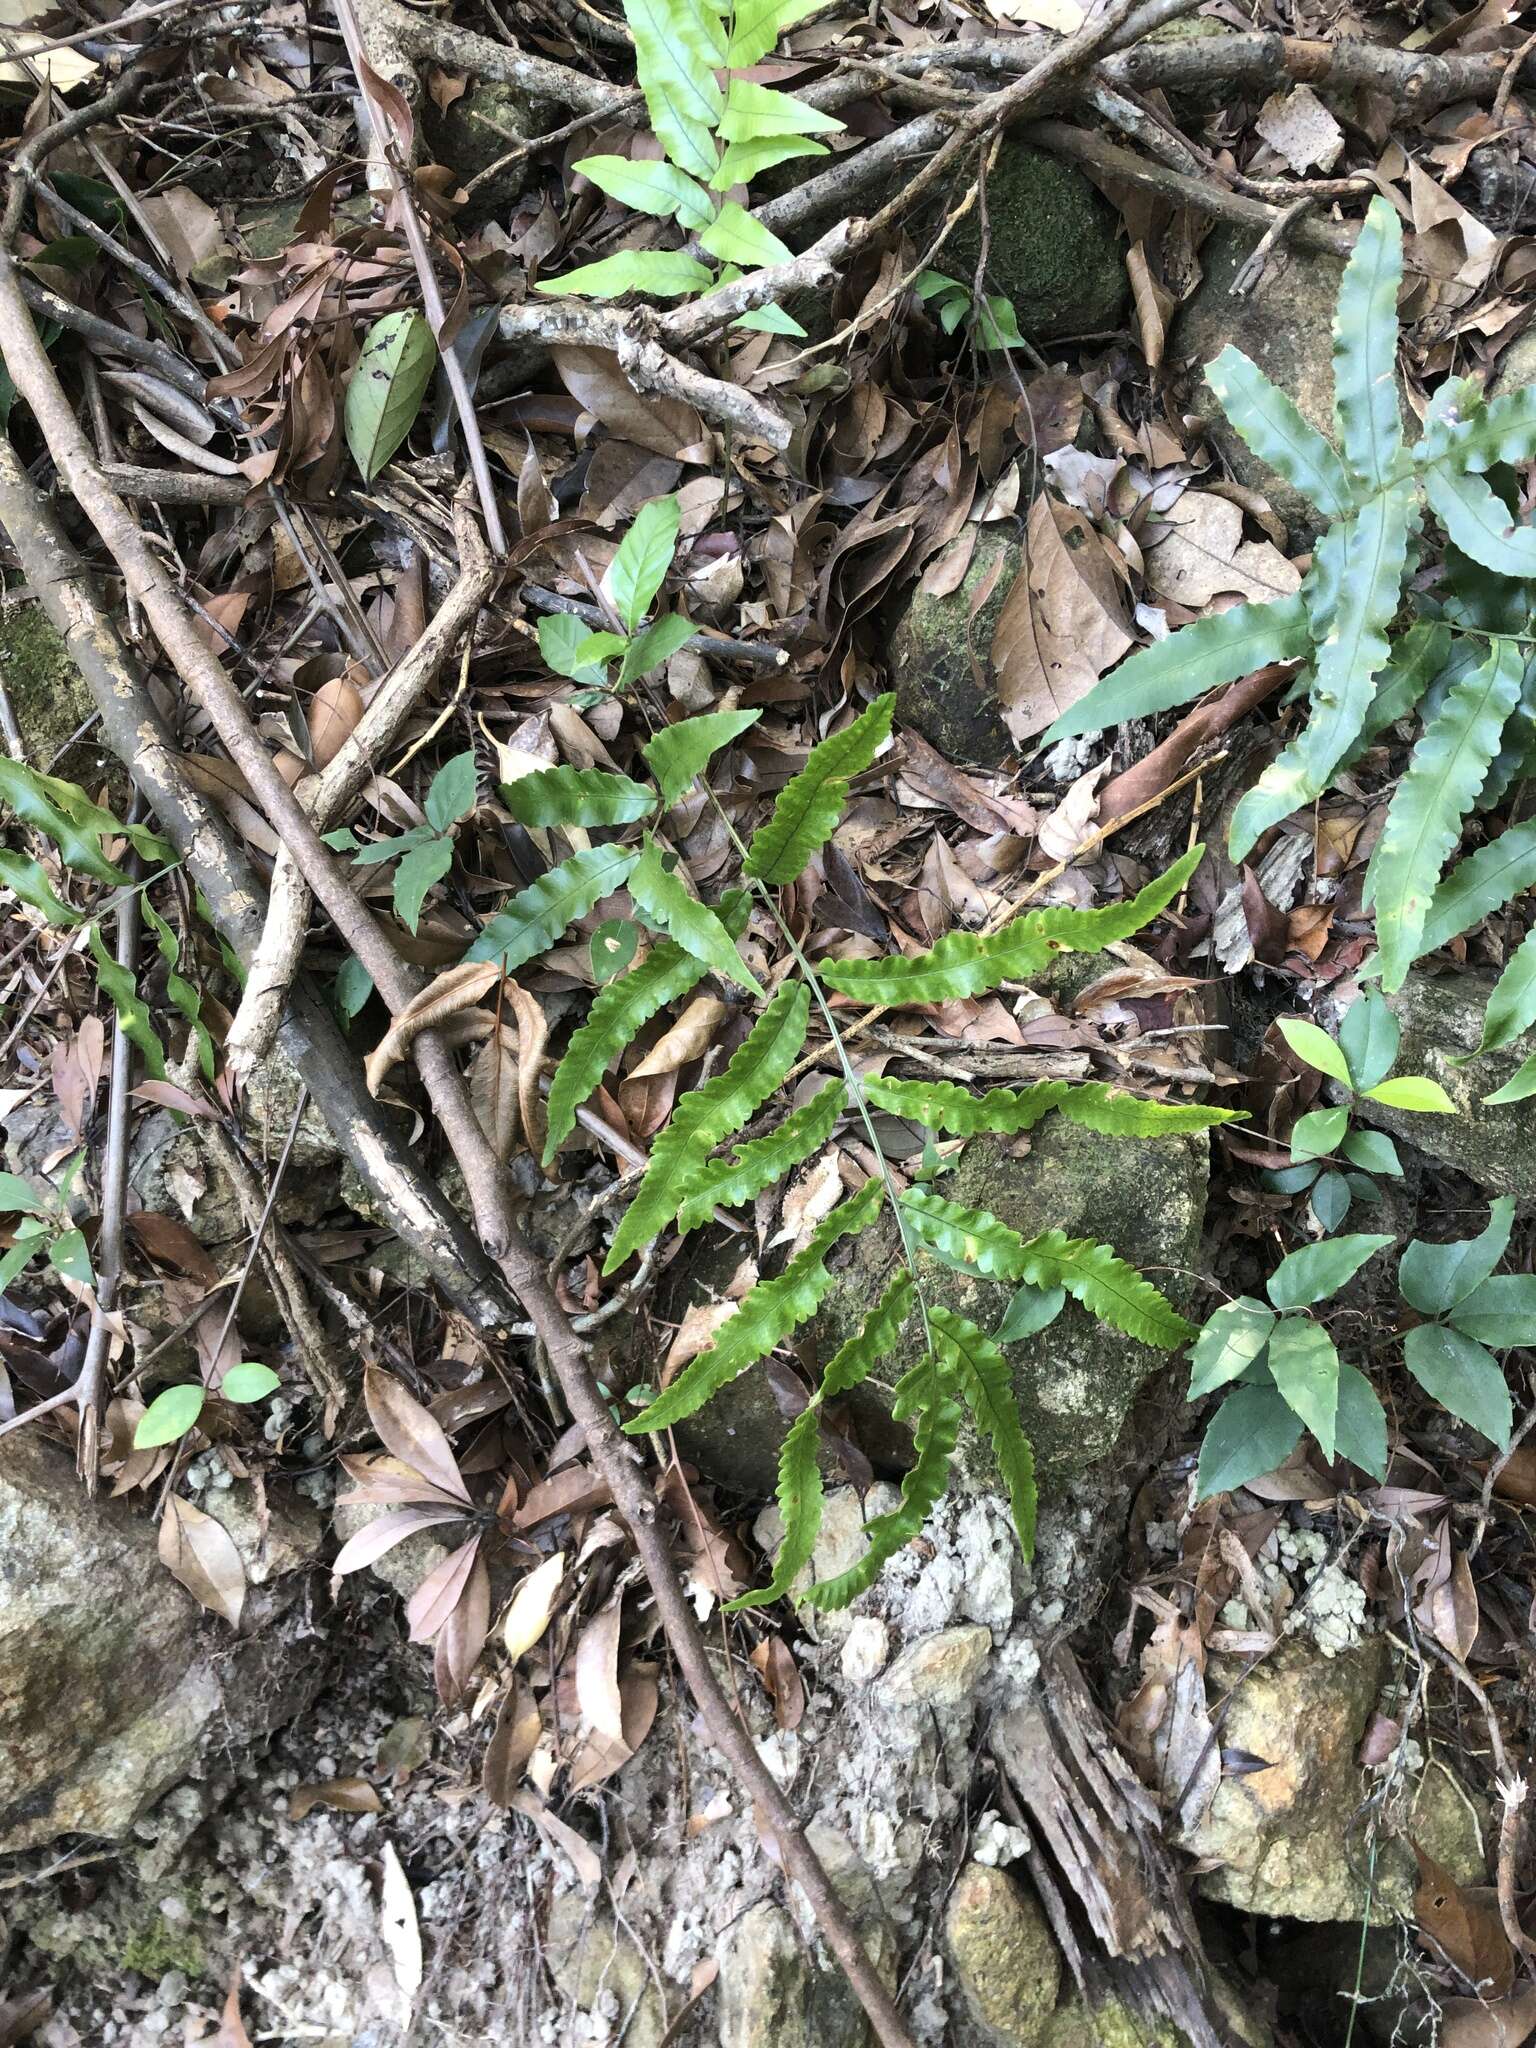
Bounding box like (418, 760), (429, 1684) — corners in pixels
(889, 526), (1023, 768)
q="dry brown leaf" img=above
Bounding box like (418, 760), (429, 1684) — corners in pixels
(1036, 760), (1108, 865)
(770, 1148), (844, 1251)
(1438, 1990), (1536, 2048)
(553, 344), (707, 460)
(332, 1505), (466, 1575)
(433, 1544), (491, 1704)
(504, 980), (549, 1163)
(469, 1023), (520, 1163)
(664, 1297), (739, 1372)
(574, 1595), (626, 1743)
(288, 1776), (383, 1820)
(365, 962), (500, 1096)
(1143, 492), (1301, 609)
(992, 493), (1132, 741)
(511, 1787), (602, 1888)
(1254, 86), (1345, 175)
(483, 1678), (543, 1804)
(511, 1466), (610, 1528)
(630, 994), (726, 1079)
(159, 1494), (246, 1628)
(213, 1973), (253, 2048)
(749, 1637), (806, 1732)
(405, 1532), (482, 1644)
(308, 676), (364, 770)
(1414, 1848), (1515, 1997)
(363, 1367), (472, 1506)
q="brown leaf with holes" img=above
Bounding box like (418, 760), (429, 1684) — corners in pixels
(1414, 1848), (1514, 1997)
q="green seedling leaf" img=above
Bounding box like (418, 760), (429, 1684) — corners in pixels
(606, 494), (680, 632)
(1333, 1361), (1388, 1479)
(1290, 1107), (1349, 1162)
(538, 612), (613, 686)
(1341, 1129), (1401, 1176)
(1266, 1234), (1393, 1310)
(541, 250), (716, 299)
(1403, 1324), (1511, 1449)
(995, 1283), (1067, 1346)
(424, 751), (477, 834)
(1267, 1318), (1342, 1461)
(221, 1361), (281, 1404)
(1360, 1075), (1455, 1112)
(1448, 1273), (1536, 1350)
(591, 918), (640, 984)
(1339, 990), (1400, 1092)
(1399, 1197), (1515, 1316)
(1188, 1297), (1275, 1398)
(135, 1382), (206, 1448)
(1277, 1017), (1353, 1087)
(1311, 1171), (1352, 1230)
(1197, 1385), (1304, 1499)
(698, 200), (793, 268)
(345, 310), (436, 482)
(573, 154), (713, 227)
(392, 835), (453, 934)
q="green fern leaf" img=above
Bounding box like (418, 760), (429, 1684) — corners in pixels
(1366, 637), (1524, 991)
(727, 1269), (914, 1612)
(819, 921), (1055, 1006)
(624, 1177), (885, 1429)
(0, 757), (129, 884)
(1043, 593), (1311, 742)
(500, 766), (656, 828)
(543, 894), (748, 1163)
(88, 922), (166, 1080)
(1343, 619), (1451, 768)
(744, 694), (894, 887)
(1427, 381), (1536, 473)
(628, 838), (764, 996)
(802, 1351), (962, 1611)
(931, 1304), (1037, 1559)
(1333, 196), (1403, 492)
(1030, 844), (1205, 948)
(676, 1077), (847, 1231)
(143, 900), (214, 1082)
(604, 980), (810, 1271)
(1476, 926), (1536, 1055)
(867, 1073), (1240, 1139)
(1418, 820), (1536, 958)
(623, 0), (723, 182)
(1425, 465), (1536, 580)
(1229, 486), (1413, 860)
(1016, 1229), (1194, 1349)
(464, 843), (639, 970)
(1486, 1054), (1536, 1104)
(642, 709), (760, 808)
(899, 1186), (1030, 1279)
(1205, 346), (1353, 520)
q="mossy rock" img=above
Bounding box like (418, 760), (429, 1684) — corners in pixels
(888, 526), (1023, 769)
(0, 600), (101, 779)
(946, 1862), (1060, 2047)
(425, 83), (532, 227)
(947, 144), (1127, 344)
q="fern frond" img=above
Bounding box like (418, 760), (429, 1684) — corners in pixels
(1015, 1229), (1194, 1349)
(543, 893), (748, 1163)
(931, 1304), (1037, 1559)
(1477, 926), (1536, 1056)
(726, 1269), (914, 1612)
(464, 844), (640, 970)
(867, 1073), (1241, 1139)
(819, 920), (1055, 1006)
(1418, 820), (1536, 958)
(675, 1077), (847, 1231)
(624, 1176), (885, 1429)
(1427, 381), (1536, 473)
(1425, 466), (1536, 580)
(744, 693), (894, 887)
(1343, 619), (1451, 767)
(1029, 844), (1204, 948)
(802, 1351), (962, 1611)
(499, 766), (656, 827)
(1332, 196), (1403, 492)
(1229, 486), (1413, 860)
(642, 708), (760, 807)
(899, 1186), (1029, 1279)
(628, 838), (764, 995)
(1043, 593), (1312, 742)
(604, 979), (810, 1270)
(1366, 637), (1525, 990)
(1205, 345), (1353, 521)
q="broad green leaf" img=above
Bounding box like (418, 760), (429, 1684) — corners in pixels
(540, 250), (715, 299)
(1290, 1107), (1349, 1162)
(1359, 1075), (1454, 1111)
(1447, 1273), (1536, 1350)
(88, 921), (165, 1081)
(1196, 1385), (1303, 1500)
(718, 77), (844, 142)
(0, 1170), (45, 1214)
(804, 1350), (962, 1610)
(1343, 620), (1452, 768)
(1015, 1230), (1194, 1349)
(624, 1178), (885, 1430)
(1205, 345), (1353, 520)
(1339, 989), (1400, 1092)
(221, 1361), (281, 1403)
(1314, 1170), (1353, 1226)
(627, 839), (763, 995)
(573, 154), (713, 228)
(392, 835), (453, 934)
(1418, 820), (1536, 957)
(1266, 1233), (1393, 1310)
(744, 694), (894, 887)
(1265, 1161), (1320, 1195)
(820, 920), (1055, 1007)
(0, 849), (82, 924)
(995, 1283), (1066, 1345)
(1425, 465), (1536, 579)
(642, 708), (761, 807)
(1267, 1318), (1341, 1461)
(934, 1304), (1037, 1559)
(0, 1231), (42, 1290)
(975, 296), (1025, 351)
(604, 979), (809, 1269)
(500, 766), (656, 828)
(699, 200), (793, 268)
(1277, 1018), (1352, 1086)
(618, 614), (696, 687)
(1043, 593), (1311, 741)
(424, 751), (476, 833)
(1332, 196), (1403, 492)
(573, 630), (631, 669)
(865, 1073), (1241, 1140)
(1476, 927), (1536, 1055)
(605, 495), (680, 633)
(543, 894), (748, 1161)
(1341, 1129), (1401, 1176)
(1029, 844), (1206, 949)
(344, 311), (436, 482)
(1188, 1298), (1276, 1398)
(675, 1078), (846, 1232)
(1333, 1361), (1388, 1479)
(1400, 1197), (1515, 1316)
(622, 0), (723, 181)
(0, 756), (128, 883)
(1366, 638), (1524, 990)
(538, 612), (612, 686)
(900, 1187), (1030, 1280)
(916, 271), (964, 303)
(710, 135), (828, 189)
(726, 0), (826, 67)
(351, 825), (433, 865)
(465, 844), (640, 971)
(135, 1382), (206, 1448)
(733, 300), (807, 337)
(591, 918), (639, 983)
(1404, 1324), (1511, 1449)
(1485, 1054), (1536, 1105)
(1229, 488), (1413, 860)
(336, 955), (373, 1021)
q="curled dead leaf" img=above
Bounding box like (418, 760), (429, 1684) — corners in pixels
(365, 962), (500, 1096)
(159, 1494), (246, 1628)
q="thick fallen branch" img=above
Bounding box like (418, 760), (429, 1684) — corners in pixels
(358, 0), (619, 115)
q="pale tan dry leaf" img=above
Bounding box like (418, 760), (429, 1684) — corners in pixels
(749, 1637), (806, 1732)
(363, 1367), (472, 1505)
(1438, 1990), (1536, 2048)
(159, 1494), (246, 1628)
(483, 1678), (543, 1804)
(1126, 242), (1172, 370)
(405, 1532), (482, 1645)
(502, 1551), (567, 1660)
(553, 344), (706, 460)
(378, 1841), (423, 2011)
(1037, 760), (1108, 865)
(332, 1505), (466, 1575)
(664, 1297), (739, 1372)
(504, 980), (549, 1163)
(1254, 86), (1345, 175)
(288, 1776), (383, 1821)
(307, 676), (364, 770)
(510, 1788), (602, 1888)
(433, 1545), (491, 1704)
(992, 494), (1132, 741)
(0, 0), (96, 87)
(575, 1595), (626, 1744)
(985, 0), (1083, 24)
(511, 1466), (610, 1528)
(365, 961), (500, 1095)
(1408, 157), (1499, 296)
(469, 1024), (520, 1163)
(566, 1662), (660, 1792)
(630, 995), (726, 1080)
(770, 1148), (844, 1252)
(1142, 491), (1302, 609)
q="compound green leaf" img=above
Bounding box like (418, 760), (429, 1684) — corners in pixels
(675, 1077), (846, 1232)
(710, 134), (827, 189)
(627, 838), (763, 995)
(540, 250), (715, 300)
(900, 1187), (1029, 1279)
(464, 843), (640, 971)
(1188, 1297), (1276, 1397)
(1432, 380), (1536, 473)
(1028, 844), (1205, 950)
(1425, 465), (1536, 580)
(623, 1177), (884, 1429)
(345, 311), (436, 482)
(424, 751), (476, 833)
(698, 200), (793, 268)
(1343, 620), (1452, 768)
(1419, 820), (1536, 957)
(718, 76), (844, 142)
(1205, 344), (1353, 520)
(866, 1072), (1240, 1139)
(393, 835), (453, 934)
(1015, 1230), (1195, 1349)
(0, 849), (81, 924)
(1476, 926), (1536, 1056)
(604, 979), (809, 1269)
(1043, 593), (1311, 741)
(1267, 1318), (1341, 1461)
(88, 920), (165, 1080)
(1332, 196), (1403, 492)
(819, 920), (1054, 1006)
(1447, 1273), (1536, 1350)
(1277, 1018), (1352, 1086)
(1333, 1360), (1388, 1480)
(744, 693), (893, 886)
(1196, 1384), (1303, 1500)
(573, 154), (713, 227)
(623, 0), (723, 181)
(500, 766), (656, 828)
(1266, 1233), (1393, 1311)
(643, 708), (761, 807)
(1404, 1323), (1511, 1449)
(933, 1304), (1037, 1559)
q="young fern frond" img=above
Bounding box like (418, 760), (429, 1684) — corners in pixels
(500, 766), (657, 828)
(1418, 819), (1536, 958)
(628, 838), (765, 996)
(743, 693), (894, 887)
(867, 1073), (1243, 1139)
(899, 1185), (1035, 1279)
(932, 1304), (1037, 1560)
(1332, 194), (1403, 493)
(1014, 1230), (1194, 1349)
(1204, 345), (1353, 522)
(465, 844), (640, 971)
(675, 1077), (847, 1232)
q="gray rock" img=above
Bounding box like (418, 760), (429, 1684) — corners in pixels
(0, 600), (104, 781)
(889, 526), (1023, 768)
(544, 1896), (667, 2048)
(945, 1861), (1060, 2048)
(1348, 973), (1535, 1196)
(947, 144), (1127, 343)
